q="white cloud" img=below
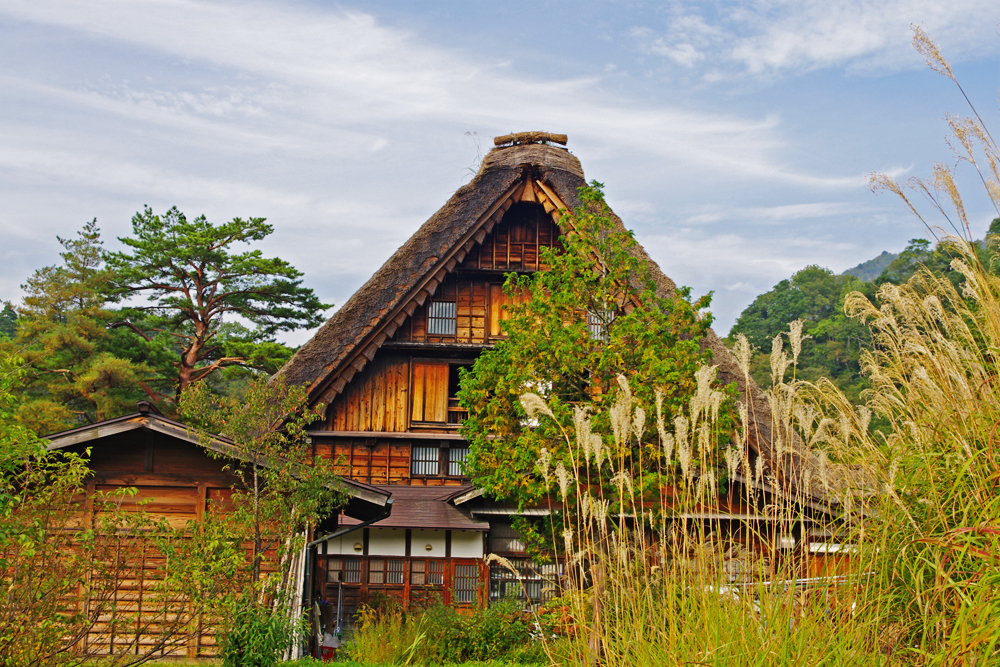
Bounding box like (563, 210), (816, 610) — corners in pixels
(0, 0), (932, 338)
(632, 0), (1000, 77)
(0, 0), (857, 187)
(684, 201), (872, 225)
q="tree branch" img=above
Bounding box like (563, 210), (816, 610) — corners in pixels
(108, 321), (153, 341)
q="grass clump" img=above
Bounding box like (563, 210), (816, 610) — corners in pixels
(340, 598), (548, 666)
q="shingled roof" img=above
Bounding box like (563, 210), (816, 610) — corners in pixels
(275, 137), (832, 507)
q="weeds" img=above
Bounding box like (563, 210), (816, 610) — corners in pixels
(341, 599), (548, 665)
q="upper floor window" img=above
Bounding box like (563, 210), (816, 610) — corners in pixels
(412, 361), (469, 425)
(411, 444), (470, 478)
(427, 301), (457, 335)
(587, 307), (614, 341)
(489, 285), (532, 337)
(448, 446), (469, 476)
(412, 446), (440, 475)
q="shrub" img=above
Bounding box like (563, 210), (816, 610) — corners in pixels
(342, 598), (547, 665)
(220, 600), (296, 667)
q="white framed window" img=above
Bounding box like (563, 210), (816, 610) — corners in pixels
(411, 445), (470, 478)
(587, 307), (614, 341)
(428, 301), (457, 335)
(448, 447), (469, 476)
(412, 446), (440, 476)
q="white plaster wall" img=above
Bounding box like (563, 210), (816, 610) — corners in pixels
(451, 530), (484, 558)
(324, 533), (363, 556)
(412, 529), (446, 556)
(368, 528), (407, 556)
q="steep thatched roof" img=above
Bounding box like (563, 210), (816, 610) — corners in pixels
(275, 139), (831, 507)
(274, 143), (588, 401)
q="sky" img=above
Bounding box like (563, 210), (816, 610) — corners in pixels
(2, 0), (1000, 343)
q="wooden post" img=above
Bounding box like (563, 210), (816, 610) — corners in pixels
(404, 530), (412, 609)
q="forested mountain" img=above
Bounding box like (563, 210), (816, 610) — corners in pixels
(727, 266), (875, 403)
(728, 222), (1000, 403)
(842, 250), (897, 281)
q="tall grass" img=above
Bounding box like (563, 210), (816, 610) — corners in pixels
(343, 599), (547, 666)
(515, 247), (1000, 665)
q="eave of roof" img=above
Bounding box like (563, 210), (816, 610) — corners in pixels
(43, 412), (393, 518)
(339, 484), (488, 531)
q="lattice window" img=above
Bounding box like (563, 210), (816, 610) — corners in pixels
(429, 560), (444, 585)
(325, 557), (363, 584)
(368, 558), (405, 585)
(344, 558), (362, 583)
(411, 447), (440, 476)
(588, 308), (614, 341)
(410, 559), (445, 586)
(448, 447), (469, 477)
(489, 524), (525, 553)
(428, 301), (457, 335)
(489, 557), (561, 605)
(453, 563), (479, 604)
(387, 559), (405, 585)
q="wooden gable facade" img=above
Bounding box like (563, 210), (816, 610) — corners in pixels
(317, 199), (561, 484)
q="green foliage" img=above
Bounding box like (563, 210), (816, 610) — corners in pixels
(459, 184), (726, 526)
(728, 265), (874, 403)
(0, 352), (243, 666)
(221, 596), (298, 667)
(180, 377), (342, 584)
(729, 222), (1000, 408)
(842, 250), (898, 281)
(104, 206), (328, 395)
(0, 221), (169, 433)
(344, 599), (547, 666)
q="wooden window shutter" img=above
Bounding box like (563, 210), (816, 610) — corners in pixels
(489, 284), (532, 337)
(411, 361), (449, 422)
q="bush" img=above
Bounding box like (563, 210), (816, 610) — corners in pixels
(342, 599), (548, 665)
(220, 601), (296, 667)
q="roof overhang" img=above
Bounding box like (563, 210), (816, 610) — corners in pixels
(44, 413), (393, 523)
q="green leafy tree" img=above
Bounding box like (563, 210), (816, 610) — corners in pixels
(105, 207), (330, 397)
(180, 377), (343, 591)
(0, 352), (242, 666)
(459, 185), (731, 549)
(874, 230), (1000, 287)
(1, 221), (171, 433)
(180, 378), (345, 665)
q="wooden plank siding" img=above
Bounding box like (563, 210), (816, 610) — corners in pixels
(395, 204), (559, 347)
(318, 437), (466, 487)
(327, 355), (410, 432)
(318, 207), (566, 489)
(59, 430), (270, 658)
(461, 203), (560, 273)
